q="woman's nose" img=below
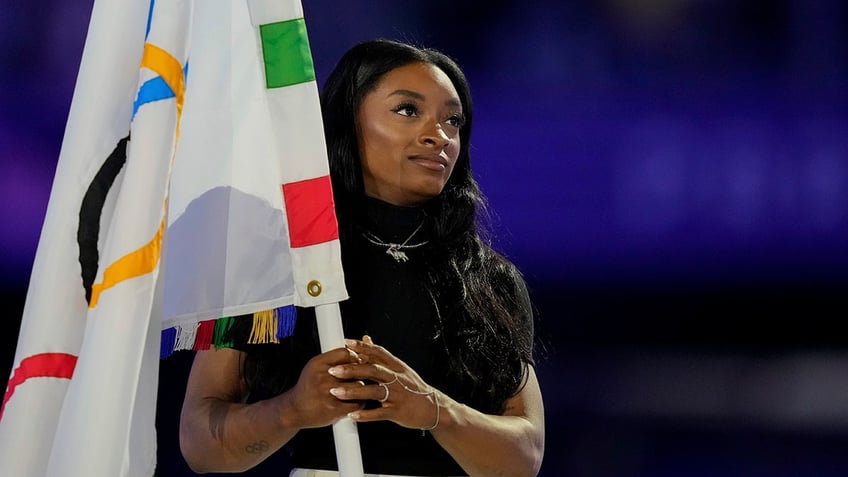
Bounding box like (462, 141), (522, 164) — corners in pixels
(419, 121), (450, 148)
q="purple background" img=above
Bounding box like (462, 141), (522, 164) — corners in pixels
(2, 1), (847, 476)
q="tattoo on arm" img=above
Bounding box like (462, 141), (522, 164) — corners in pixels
(207, 401), (270, 455)
(208, 400), (230, 443)
(245, 440), (270, 454)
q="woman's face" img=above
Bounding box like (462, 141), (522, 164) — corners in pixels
(356, 62), (464, 207)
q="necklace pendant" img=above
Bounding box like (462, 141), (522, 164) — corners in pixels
(362, 222), (427, 263)
(386, 246), (409, 263)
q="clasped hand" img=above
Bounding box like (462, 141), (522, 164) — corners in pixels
(289, 335), (438, 431)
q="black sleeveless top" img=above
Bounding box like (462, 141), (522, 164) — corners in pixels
(230, 198), (532, 476)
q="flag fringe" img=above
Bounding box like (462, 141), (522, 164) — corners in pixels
(160, 328), (177, 359)
(193, 320), (216, 350)
(277, 305), (296, 338)
(212, 316), (236, 348)
(159, 306), (297, 358)
(248, 309), (277, 344)
(174, 322), (199, 351)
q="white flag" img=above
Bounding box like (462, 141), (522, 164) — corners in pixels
(161, 0), (347, 354)
(0, 0), (347, 475)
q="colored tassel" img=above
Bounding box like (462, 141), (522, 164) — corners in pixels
(276, 305), (296, 339)
(175, 322), (200, 351)
(248, 309), (279, 344)
(160, 327), (177, 359)
(193, 320), (216, 351)
(213, 316), (235, 348)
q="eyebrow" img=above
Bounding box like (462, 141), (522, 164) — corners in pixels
(387, 89), (462, 108)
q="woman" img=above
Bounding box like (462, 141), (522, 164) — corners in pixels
(179, 39), (544, 477)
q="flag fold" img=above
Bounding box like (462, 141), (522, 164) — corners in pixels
(0, 0), (346, 475)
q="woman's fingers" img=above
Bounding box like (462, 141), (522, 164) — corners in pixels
(327, 362), (394, 383)
(285, 346), (374, 428)
(329, 382), (388, 402)
(344, 391), (438, 430)
(347, 406), (391, 423)
(315, 346), (364, 367)
(325, 339), (440, 430)
(345, 337), (408, 370)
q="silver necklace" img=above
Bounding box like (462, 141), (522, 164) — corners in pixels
(362, 221), (428, 263)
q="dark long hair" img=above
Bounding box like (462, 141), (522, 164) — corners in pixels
(321, 39), (534, 413)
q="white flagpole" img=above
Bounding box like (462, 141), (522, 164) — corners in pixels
(315, 303), (365, 477)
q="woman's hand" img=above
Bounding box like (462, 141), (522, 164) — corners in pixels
(282, 346), (368, 429)
(180, 345), (368, 473)
(331, 336), (544, 476)
(325, 335), (440, 431)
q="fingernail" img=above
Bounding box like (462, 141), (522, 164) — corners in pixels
(348, 411), (360, 420)
(347, 349), (362, 363)
(328, 366), (341, 376)
(345, 339), (357, 347)
(329, 387), (344, 397)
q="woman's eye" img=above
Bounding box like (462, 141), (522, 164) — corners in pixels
(445, 114), (466, 128)
(392, 104), (418, 117)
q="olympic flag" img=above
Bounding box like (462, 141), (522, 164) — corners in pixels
(0, 0), (356, 475)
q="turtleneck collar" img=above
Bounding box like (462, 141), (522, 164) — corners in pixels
(362, 196), (429, 243)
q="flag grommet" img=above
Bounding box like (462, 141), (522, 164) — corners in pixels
(307, 280), (322, 297)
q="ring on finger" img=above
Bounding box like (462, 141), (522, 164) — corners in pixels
(378, 383), (390, 403)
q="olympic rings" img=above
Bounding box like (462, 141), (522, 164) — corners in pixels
(244, 440), (270, 454)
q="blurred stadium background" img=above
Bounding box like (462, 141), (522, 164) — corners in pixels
(2, 1), (846, 475)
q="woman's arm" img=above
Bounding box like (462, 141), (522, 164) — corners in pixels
(333, 338), (545, 477)
(179, 346), (363, 473)
(428, 369), (544, 477)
